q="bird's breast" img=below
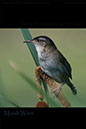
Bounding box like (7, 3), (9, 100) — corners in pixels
(36, 46), (71, 83)
(39, 52), (57, 73)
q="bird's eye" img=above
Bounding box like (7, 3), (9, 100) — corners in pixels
(37, 39), (40, 42)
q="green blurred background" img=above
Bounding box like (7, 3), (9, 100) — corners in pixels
(0, 29), (86, 107)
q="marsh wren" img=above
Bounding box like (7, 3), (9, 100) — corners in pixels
(24, 36), (77, 95)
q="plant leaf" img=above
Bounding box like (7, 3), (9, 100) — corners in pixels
(21, 29), (39, 66)
(9, 62), (59, 107)
(20, 29), (50, 105)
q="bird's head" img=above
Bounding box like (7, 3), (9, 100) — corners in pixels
(23, 36), (55, 47)
(23, 36), (57, 54)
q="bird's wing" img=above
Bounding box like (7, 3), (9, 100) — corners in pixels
(58, 50), (72, 79)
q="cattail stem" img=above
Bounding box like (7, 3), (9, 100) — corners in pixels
(35, 66), (71, 107)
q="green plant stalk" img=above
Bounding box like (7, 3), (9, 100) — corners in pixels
(13, 67), (59, 106)
(9, 61), (59, 107)
(19, 72), (59, 107)
(21, 29), (50, 105)
(21, 29), (39, 66)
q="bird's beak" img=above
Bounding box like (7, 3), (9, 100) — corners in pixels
(23, 40), (33, 43)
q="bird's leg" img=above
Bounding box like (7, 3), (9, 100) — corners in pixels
(51, 82), (65, 98)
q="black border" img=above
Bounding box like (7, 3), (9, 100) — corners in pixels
(0, 1), (86, 129)
(0, 108), (85, 129)
(0, 0), (86, 28)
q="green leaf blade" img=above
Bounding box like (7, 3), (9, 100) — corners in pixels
(21, 29), (39, 66)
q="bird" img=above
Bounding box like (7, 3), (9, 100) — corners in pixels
(23, 36), (77, 96)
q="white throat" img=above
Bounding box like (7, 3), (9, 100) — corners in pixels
(35, 45), (43, 58)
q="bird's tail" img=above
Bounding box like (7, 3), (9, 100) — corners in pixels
(67, 80), (77, 95)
